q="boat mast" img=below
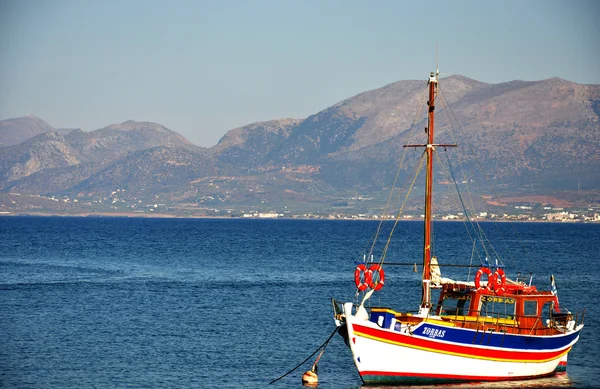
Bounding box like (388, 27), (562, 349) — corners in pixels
(421, 71), (438, 309)
(404, 70), (454, 311)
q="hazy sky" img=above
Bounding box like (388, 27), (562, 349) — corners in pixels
(1, 0), (598, 147)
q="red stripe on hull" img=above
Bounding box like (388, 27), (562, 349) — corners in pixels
(360, 370), (557, 382)
(354, 323), (568, 362)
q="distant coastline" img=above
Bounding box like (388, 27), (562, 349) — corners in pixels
(1, 211), (598, 223)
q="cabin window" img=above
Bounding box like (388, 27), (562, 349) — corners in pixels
(479, 296), (516, 319)
(439, 294), (472, 316)
(524, 300), (538, 316)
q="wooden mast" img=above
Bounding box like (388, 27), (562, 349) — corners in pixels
(404, 71), (454, 311)
(422, 71), (437, 309)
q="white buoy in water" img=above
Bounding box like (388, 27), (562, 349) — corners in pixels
(302, 343), (325, 386)
(301, 368), (318, 386)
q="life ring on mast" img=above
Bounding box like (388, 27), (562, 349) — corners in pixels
(474, 267), (493, 293)
(354, 264), (370, 291)
(493, 268), (507, 295)
(368, 264), (385, 291)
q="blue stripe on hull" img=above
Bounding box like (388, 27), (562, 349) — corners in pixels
(412, 322), (580, 351)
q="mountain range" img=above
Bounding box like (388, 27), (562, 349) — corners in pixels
(1, 75), (599, 216)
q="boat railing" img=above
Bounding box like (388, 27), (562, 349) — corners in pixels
(435, 304), (586, 335)
(434, 301), (513, 322)
(332, 299), (585, 335)
(574, 308), (586, 327)
(567, 308), (586, 329)
(434, 302), (528, 332)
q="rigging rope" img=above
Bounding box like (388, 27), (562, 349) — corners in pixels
(438, 149), (493, 264)
(367, 88), (429, 261)
(379, 152), (427, 267)
(432, 149), (486, 267)
(432, 125), (506, 268)
(355, 87), (430, 303)
(437, 87), (508, 267)
(438, 85), (541, 270)
(355, 153), (424, 295)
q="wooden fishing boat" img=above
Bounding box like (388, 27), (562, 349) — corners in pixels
(332, 69), (585, 385)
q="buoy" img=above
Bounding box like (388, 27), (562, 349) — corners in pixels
(301, 366), (318, 386)
(302, 347), (324, 386)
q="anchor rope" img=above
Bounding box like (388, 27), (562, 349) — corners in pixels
(268, 327), (338, 385)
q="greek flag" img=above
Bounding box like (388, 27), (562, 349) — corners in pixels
(551, 274), (560, 310)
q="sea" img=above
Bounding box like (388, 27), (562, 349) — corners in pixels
(0, 216), (598, 389)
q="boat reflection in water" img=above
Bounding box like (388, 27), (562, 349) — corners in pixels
(361, 373), (572, 389)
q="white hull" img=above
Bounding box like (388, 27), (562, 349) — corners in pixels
(341, 304), (581, 384)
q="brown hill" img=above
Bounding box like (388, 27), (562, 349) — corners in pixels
(0, 131), (81, 182)
(65, 120), (196, 163)
(0, 116), (55, 148)
(0, 75), (599, 213)
(219, 75), (600, 192)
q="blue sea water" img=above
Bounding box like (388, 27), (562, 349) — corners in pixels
(0, 217), (598, 389)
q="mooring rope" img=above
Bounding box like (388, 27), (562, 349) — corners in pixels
(268, 326), (338, 385)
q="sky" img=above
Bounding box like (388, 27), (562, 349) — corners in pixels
(1, 0), (599, 147)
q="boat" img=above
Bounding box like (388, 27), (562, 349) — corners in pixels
(331, 69), (585, 385)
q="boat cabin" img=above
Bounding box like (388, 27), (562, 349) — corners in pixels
(433, 281), (570, 335)
(359, 276), (574, 337)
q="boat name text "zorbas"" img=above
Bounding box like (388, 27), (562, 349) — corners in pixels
(422, 327), (446, 339)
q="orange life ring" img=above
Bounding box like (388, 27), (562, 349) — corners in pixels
(474, 267), (493, 293)
(368, 264), (385, 291)
(493, 268), (507, 295)
(354, 264), (370, 291)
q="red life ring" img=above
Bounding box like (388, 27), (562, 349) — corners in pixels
(493, 268), (507, 295)
(354, 264), (370, 291)
(474, 267), (493, 293)
(368, 264), (385, 291)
